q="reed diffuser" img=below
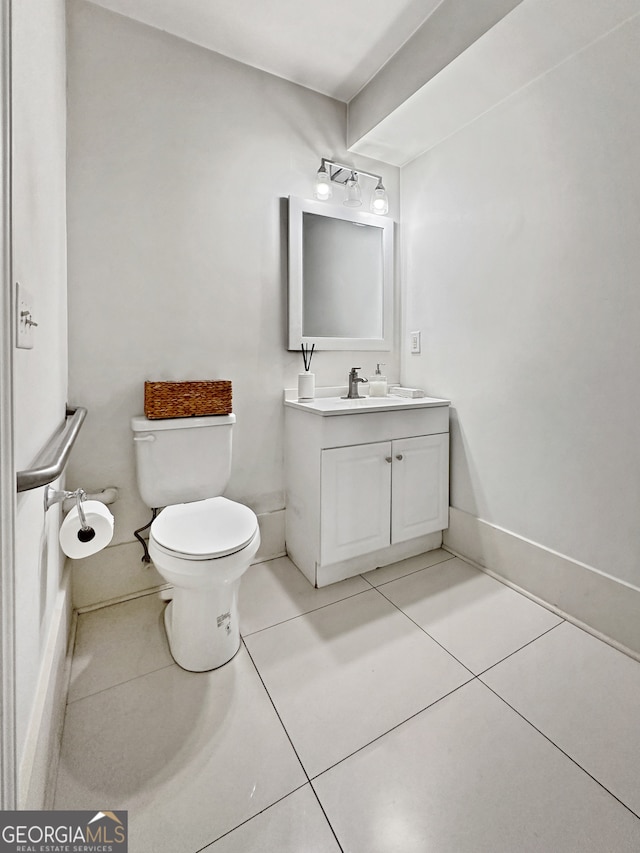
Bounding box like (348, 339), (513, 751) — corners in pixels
(298, 343), (315, 401)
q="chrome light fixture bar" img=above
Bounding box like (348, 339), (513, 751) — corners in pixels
(315, 158), (389, 215)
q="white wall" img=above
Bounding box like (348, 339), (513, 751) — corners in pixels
(65, 2), (399, 580)
(12, 0), (70, 804)
(402, 11), (640, 588)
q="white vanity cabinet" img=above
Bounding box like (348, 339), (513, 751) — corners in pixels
(321, 434), (449, 566)
(284, 392), (450, 587)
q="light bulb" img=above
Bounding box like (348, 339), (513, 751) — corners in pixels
(371, 181), (389, 215)
(314, 165), (332, 200)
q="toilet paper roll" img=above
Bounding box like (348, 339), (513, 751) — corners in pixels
(59, 500), (114, 559)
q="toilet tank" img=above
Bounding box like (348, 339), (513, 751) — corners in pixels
(131, 414), (235, 508)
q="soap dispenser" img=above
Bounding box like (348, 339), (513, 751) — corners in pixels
(369, 363), (388, 397)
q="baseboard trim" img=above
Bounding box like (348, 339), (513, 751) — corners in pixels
(19, 566), (73, 808)
(444, 506), (640, 659)
(254, 509), (285, 565)
(72, 509), (287, 611)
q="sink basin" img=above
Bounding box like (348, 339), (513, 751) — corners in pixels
(284, 391), (450, 417)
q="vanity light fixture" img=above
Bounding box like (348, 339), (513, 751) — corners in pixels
(314, 158), (390, 215)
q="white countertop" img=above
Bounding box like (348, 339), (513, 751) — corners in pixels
(284, 386), (450, 417)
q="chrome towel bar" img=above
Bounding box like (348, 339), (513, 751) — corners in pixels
(16, 406), (87, 493)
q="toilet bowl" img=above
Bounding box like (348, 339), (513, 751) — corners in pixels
(149, 496), (261, 671)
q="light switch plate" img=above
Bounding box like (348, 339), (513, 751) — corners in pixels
(410, 330), (421, 354)
(16, 282), (36, 349)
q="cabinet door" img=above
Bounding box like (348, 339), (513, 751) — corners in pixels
(391, 434), (449, 544)
(320, 442), (391, 566)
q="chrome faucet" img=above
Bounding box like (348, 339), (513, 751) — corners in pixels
(343, 367), (369, 399)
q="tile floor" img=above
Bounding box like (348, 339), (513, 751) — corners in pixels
(54, 549), (640, 852)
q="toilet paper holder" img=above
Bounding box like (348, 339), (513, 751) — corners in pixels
(45, 487), (96, 541)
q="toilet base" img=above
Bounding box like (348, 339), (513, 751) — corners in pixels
(163, 581), (241, 672)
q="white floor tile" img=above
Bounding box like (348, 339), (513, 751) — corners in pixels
(481, 620), (640, 815)
(313, 679), (640, 853)
(202, 785), (340, 852)
(379, 557), (562, 673)
(240, 555), (370, 635)
(363, 548), (454, 586)
(58, 549), (640, 851)
(55, 646), (306, 853)
(245, 588), (472, 777)
(69, 593), (172, 702)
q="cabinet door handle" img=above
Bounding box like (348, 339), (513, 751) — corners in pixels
(396, 454), (403, 461)
(385, 456), (392, 463)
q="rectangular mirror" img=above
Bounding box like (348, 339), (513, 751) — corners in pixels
(288, 196), (393, 351)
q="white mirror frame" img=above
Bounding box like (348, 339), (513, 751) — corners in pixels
(288, 196), (394, 351)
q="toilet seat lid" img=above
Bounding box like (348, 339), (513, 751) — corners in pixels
(151, 497), (258, 559)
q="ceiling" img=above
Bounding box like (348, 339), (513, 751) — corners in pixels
(87, 0), (443, 102)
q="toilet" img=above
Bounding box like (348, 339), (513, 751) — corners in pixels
(131, 413), (260, 672)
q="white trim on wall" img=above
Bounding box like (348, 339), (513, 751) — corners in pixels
(18, 568), (72, 808)
(0, 0), (16, 810)
(444, 506), (640, 660)
(71, 509), (287, 610)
